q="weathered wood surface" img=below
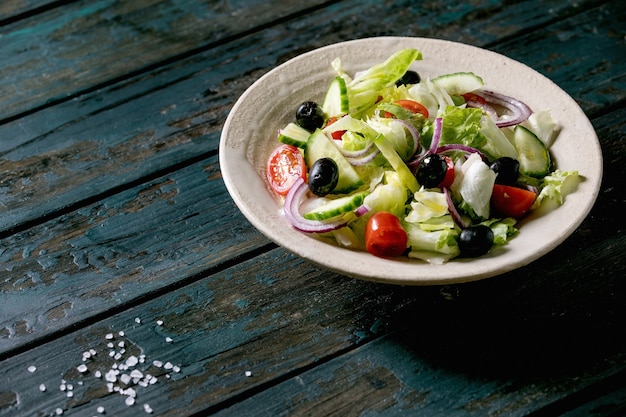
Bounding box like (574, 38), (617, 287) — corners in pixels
(0, 0), (618, 234)
(0, 0), (625, 416)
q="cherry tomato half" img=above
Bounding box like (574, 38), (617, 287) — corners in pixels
(384, 99), (430, 119)
(266, 144), (306, 195)
(365, 212), (408, 258)
(490, 184), (537, 219)
(325, 116), (346, 140)
(461, 92), (488, 105)
(395, 99), (429, 118)
(439, 155), (455, 188)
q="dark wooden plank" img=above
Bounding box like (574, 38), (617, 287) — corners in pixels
(0, 0), (57, 22)
(1, 99), (624, 374)
(1, 0), (622, 235)
(0, 155), (271, 354)
(1, 243), (624, 416)
(0, 0), (334, 122)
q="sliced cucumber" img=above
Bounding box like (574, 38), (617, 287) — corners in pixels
(373, 134), (419, 193)
(305, 129), (364, 194)
(322, 76), (349, 118)
(303, 191), (368, 221)
(513, 125), (551, 178)
(432, 72), (484, 96)
(277, 122), (310, 148)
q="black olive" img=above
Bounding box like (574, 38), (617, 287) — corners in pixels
(490, 157), (520, 185)
(458, 225), (494, 258)
(296, 101), (325, 132)
(415, 154), (447, 188)
(395, 70), (421, 86)
(308, 158), (339, 196)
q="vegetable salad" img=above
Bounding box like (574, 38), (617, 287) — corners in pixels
(266, 48), (578, 263)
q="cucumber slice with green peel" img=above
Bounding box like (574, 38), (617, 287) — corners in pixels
(432, 72), (484, 96)
(373, 134), (419, 193)
(513, 125), (551, 178)
(303, 191), (369, 221)
(277, 122), (310, 148)
(305, 129), (364, 194)
(322, 76), (349, 117)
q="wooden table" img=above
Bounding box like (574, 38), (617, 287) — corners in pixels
(1, 1), (625, 415)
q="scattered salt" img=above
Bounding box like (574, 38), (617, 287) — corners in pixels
(143, 404), (153, 414)
(28, 365), (37, 373)
(66, 391), (73, 398)
(105, 333), (114, 340)
(135, 318), (141, 324)
(77, 364), (88, 373)
(156, 320), (163, 326)
(130, 370), (143, 379)
(118, 341), (125, 348)
(126, 356), (138, 367)
(120, 374), (131, 385)
(245, 370), (252, 377)
(39, 384), (46, 392)
(118, 331), (125, 337)
(94, 370), (102, 378)
(55, 408), (63, 415)
(152, 360), (163, 368)
(164, 362), (173, 370)
(60, 384), (66, 391)
(165, 337), (173, 343)
(97, 406), (105, 413)
(125, 396), (135, 406)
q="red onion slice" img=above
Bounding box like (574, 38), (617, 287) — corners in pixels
(346, 149), (380, 166)
(436, 144), (488, 161)
(393, 119), (422, 158)
(444, 187), (467, 229)
(478, 90), (532, 127)
(334, 141), (375, 158)
(283, 178), (348, 233)
(429, 117), (443, 154)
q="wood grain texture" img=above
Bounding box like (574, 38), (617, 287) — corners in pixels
(0, 155), (270, 354)
(1, 0), (622, 234)
(0, 0), (333, 121)
(1, 0), (625, 415)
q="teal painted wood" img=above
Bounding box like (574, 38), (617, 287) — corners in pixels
(210, 332), (626, 417)
(0, 0), (57, 22)
(1, 243), (624, 416)
(0, 0), (333, 122)
(1, 0), (623, 235)
(0, 155), (271, 355)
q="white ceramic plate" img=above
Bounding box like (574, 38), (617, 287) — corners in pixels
(219, 37), (602, 285)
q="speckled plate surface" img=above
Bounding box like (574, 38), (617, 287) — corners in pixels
(219, 37), (602, 285)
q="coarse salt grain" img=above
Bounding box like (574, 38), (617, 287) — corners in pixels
(126, 356), (138, 367)
(144, 404), (153, 414)
(130, 369), (143, 379)
(119, 331), (125, 337)
(77, 364), (88, 373)
(156, 320), (163, 326)
(105, 333), (114, 340)
(165, 337), (173, 343)
(55, 408), (63, 415)
(39, 384), (46, 392)
(95, 370), (102, 378)
(28, 365), (37, 373)
(135, 318), (141, 324)
(120, 374), (131, 385)
(152, 360), (163, 368)
(97, 406), (105, 413)
(164, 362), (173, 370)
(245, 370), (252, 377)
(125, 396), (135, 406)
